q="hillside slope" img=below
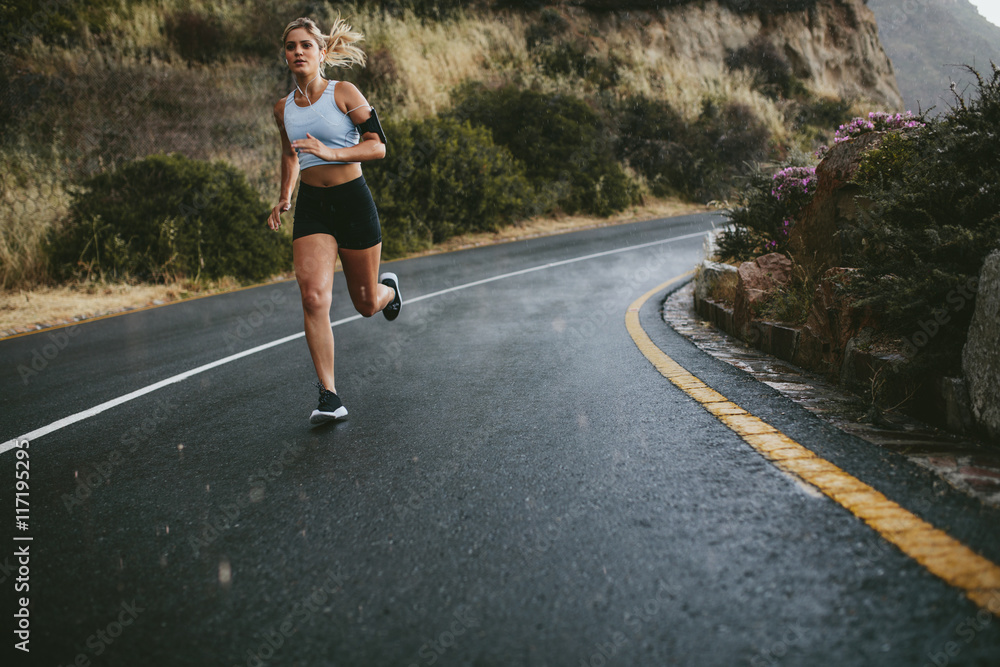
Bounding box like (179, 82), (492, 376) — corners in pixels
(869, 0), (1000, 112)
(0, 0), (901, 291)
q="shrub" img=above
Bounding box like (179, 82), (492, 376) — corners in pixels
(47, 153), (290, 282)
(164, 0), (299, 63)
(726, 35), (805, 99)
(717, 164), (816, 262)
(845, 65), (1000, 377)
(0, 0), (132, 49)
(612, 95), (772, 202)
(788, 95), (854, 148)
(525, 7), (570, 50)
(364, 116), (539, 257)
(449, 83), (639, 215)
(613, 95), (694, 198)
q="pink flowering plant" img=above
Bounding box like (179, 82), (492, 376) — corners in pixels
(718, 164), (816, 261)
(833, 111), (924, 144)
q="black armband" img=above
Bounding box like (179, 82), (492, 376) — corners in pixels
(356, 107), (387, 148)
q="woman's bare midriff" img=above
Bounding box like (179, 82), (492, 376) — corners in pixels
(300, 162), (363, 187)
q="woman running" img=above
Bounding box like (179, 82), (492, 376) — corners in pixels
(267, 16), (400, 424)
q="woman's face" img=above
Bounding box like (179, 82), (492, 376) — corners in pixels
(284, 27), (324, 74)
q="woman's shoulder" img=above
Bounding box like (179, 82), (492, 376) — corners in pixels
(332, 81), (368, 114)
(272, 94), (292, 122)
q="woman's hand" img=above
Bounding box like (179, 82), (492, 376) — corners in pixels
(269, 199), (291, 230)
(290, 133), (333, 162)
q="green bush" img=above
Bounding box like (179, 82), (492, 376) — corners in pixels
(613, 95), (693, 198)
(726, 35), (806, 100)
(164, 0), (303, 63)
(718, 164), (816, 262)
(364, 116), (539, 257)
(448, 83), (639, 215)
(614, 95), (771, 202)
(0, 0), (132, 49)
(846, 64), (1000, 377)
(497, 0), (817, 12)
(47, 153), (290, 282)
(524, 7), (570, 50)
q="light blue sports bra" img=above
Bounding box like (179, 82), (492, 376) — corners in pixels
(283, 80), (361, 170)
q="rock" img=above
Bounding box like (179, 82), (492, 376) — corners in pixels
(962, 249), (1000, 444)
(733, 253), (793, 336)
(797, 267), (877, 376)
(840, 328), (873, 389)
(587, 0), (901, 109)
(694, 260), (738, 303)
(787, 132), (885, 279)
(937, 377), (976, 437)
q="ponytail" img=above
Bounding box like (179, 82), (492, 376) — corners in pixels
(281, 16), (366, 71)
(323, 16), (367, 69)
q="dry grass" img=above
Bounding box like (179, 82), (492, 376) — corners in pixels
(0, 277), (249, 337)
(707, 269), (740, 305)
(347, 7), (531, 118)
(416, 196), (712, 256)
(0, 150), (71, 290)
(1, 0), (855, 297)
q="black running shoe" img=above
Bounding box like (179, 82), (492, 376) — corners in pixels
(310, 381), (348, 424)
(380, 272), (401, 321)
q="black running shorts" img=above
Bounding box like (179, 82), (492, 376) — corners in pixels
(293, 177), (382, 250)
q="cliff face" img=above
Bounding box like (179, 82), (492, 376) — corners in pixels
(761, 0), (902, 107)
(868, 0), (1000, 113)
(612, 0), (902, 109)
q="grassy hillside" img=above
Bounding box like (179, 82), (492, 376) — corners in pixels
(0, 0), (878, 291)
(869, 0), (1000, 112)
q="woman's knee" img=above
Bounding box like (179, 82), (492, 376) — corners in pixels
(352, 294), (379, 318)
(299, 286), (332, 315)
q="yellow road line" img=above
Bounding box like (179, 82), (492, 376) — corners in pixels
(628, 276), (1000, 615)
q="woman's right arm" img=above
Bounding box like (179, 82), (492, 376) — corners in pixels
(269, 98), (299, 231)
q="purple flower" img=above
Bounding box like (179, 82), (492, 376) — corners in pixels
(833, 111), (924, 143)
(771, 166), (816, 201)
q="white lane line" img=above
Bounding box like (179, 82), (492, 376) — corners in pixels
(1, 229), (709, 454)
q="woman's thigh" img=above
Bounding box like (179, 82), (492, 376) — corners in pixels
(338, 243), (382, 311)
(294, 234), (339, 301)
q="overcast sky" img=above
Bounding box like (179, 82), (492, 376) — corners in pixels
(969, 0), (1000, 26)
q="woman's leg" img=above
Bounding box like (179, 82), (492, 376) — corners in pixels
(294, 234), (339, 391)
(339, 242), (395, 317)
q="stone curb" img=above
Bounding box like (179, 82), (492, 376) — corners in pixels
(664, 280), (1000, 509)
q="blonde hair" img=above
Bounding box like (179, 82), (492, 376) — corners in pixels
(282, 16), (367, 70)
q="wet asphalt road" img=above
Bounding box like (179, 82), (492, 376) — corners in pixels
(3, 214), (1000, 666)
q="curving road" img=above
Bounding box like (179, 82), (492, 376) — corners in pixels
(2, 214), (1000, 666)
